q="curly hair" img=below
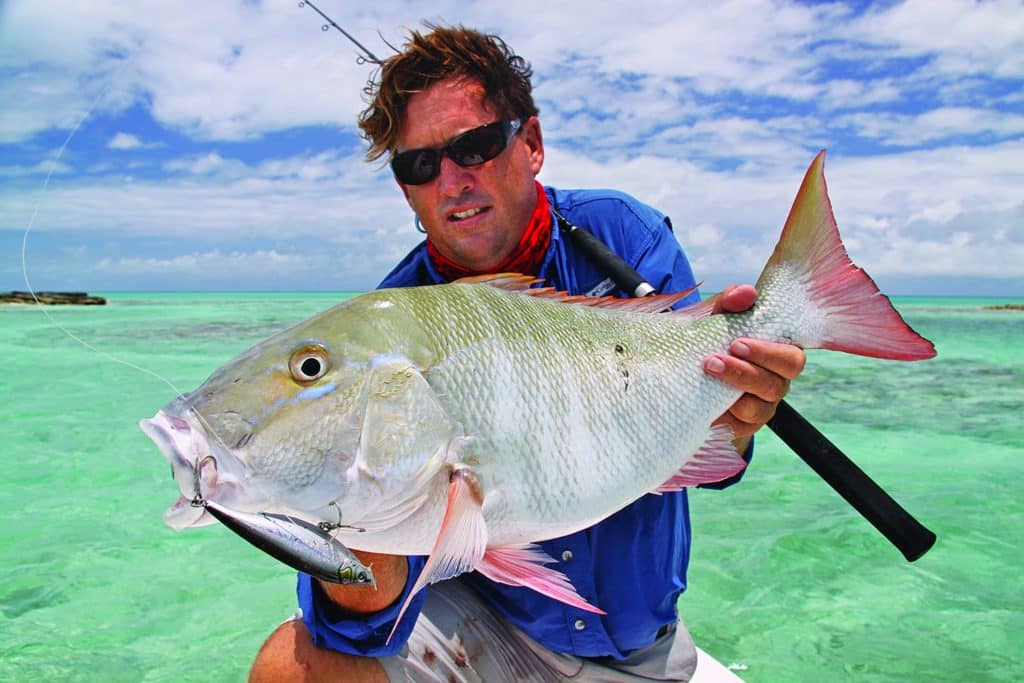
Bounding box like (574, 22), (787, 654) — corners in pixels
(358, 24), (539, 162)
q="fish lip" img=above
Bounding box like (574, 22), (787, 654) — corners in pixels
(162, 493), (212, 530)
(141, 414), (191, 478)
(141, 408), (241, 528)
(140, 410), (209, 500)
(141, 410), (213, 530)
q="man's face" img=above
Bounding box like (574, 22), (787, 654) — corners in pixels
(394, 78), (545, 272)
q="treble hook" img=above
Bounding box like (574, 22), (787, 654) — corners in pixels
(317, 501), (366, 533)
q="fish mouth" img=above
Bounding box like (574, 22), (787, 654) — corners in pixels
(141, 410), (371, 584)
(140, 409), (243, 530)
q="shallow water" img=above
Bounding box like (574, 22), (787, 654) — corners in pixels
(1, 294), (1020, 681)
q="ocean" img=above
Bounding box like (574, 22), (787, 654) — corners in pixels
(1, 292), (1020, 682)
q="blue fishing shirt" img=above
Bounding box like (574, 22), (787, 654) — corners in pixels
(298, 185), (752, 660)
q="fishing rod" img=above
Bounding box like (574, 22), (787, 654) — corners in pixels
(298, 1), (382, 64)
(302, 5), (936, 562)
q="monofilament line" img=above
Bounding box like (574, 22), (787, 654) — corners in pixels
(20, 90), (185, 398)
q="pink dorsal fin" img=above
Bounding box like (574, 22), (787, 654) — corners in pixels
(655, 425), (747, 492)
(670, 297), (716, 321)
(477, 544), (605, 614)
(387, 466), (487, 643)
(455, 272), (699, 314)
(454, 272), (546, 290)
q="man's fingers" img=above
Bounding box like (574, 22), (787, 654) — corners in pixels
(712, 399), (774, 439)
(710, 284), (758, 314)
(703, 289), (808, 439)
(728, 338), (807, 380)
(703, 351), (791, 402)
(728, 393), (779, 428)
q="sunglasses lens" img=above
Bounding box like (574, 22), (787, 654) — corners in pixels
(391, 149), (441, 185)
(448, 125), (507, 167)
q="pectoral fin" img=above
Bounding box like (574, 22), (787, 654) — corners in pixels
(348, 358), (458, 534)
(655, 424), (747, 492)
(388, 466), (487, 642)
(477, 544), (605, 614)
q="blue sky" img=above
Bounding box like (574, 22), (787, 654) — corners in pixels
(2, 0), (1022, 294)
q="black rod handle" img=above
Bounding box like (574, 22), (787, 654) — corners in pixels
(767, 400), (936, 561)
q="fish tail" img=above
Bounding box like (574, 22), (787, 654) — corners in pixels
(756, 151), (935, 361)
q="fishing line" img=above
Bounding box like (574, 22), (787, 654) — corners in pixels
(17, 13), (349, 566)
(21, 89), (245, 483)
(20, 89), (186, 398)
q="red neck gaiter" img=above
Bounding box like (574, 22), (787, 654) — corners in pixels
(427, 182), (551, 281)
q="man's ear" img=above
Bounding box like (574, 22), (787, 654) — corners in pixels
(522, 116), (545, 176)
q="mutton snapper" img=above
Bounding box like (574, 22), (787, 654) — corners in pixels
(141, 152), (935, 630)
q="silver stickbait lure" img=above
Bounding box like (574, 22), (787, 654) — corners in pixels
(201, 500), (375, 586)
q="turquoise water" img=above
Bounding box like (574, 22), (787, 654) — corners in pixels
(1, 293), (1021, 682)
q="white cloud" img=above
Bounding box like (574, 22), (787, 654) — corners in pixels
(0, 159), (74, 177)
(847, 0), (1024, 79)
(107, 132), (153, 150)
(839, 107), (1024, 147)
(95, 249), (317, 276)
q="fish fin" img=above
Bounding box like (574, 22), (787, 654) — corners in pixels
(582, 285), (698, 313)
(758, 151), (935, 361)
(476, 544), (606, 615)
(352, 359), (456, 534)
(456, 272), (697, 313)
(454, 273), (546, 289)
(669, 298), (716, 321)
(655, 425), (746, 492)
(388, 466), (487, 643)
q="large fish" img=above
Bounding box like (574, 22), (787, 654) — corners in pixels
(141, 152), (935, 629)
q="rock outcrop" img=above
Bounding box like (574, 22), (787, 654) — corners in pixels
(1, 291), (107, 305)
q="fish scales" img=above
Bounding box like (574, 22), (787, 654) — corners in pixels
(389, 283), (738, 542)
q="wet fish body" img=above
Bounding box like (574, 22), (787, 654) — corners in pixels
(141, 152), (935, 622)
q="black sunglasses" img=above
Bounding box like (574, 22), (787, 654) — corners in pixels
(390, 119), (523, 185)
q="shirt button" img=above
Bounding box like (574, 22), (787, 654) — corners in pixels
(574, 619), (586, 631)
(561, 550), (573, 561)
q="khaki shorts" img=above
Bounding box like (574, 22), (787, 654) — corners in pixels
(377, 580), (722, 683)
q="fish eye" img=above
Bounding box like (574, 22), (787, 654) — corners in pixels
(289, 345), (330, 383)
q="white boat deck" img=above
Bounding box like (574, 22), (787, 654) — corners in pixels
(694, 646), (746, 682)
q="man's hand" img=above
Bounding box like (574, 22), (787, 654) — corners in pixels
(702, 285), (807, 449)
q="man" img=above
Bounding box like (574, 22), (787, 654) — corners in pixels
(251, 25), (805, 682)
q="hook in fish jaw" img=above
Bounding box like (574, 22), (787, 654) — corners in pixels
(188, 454), (217, 506)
